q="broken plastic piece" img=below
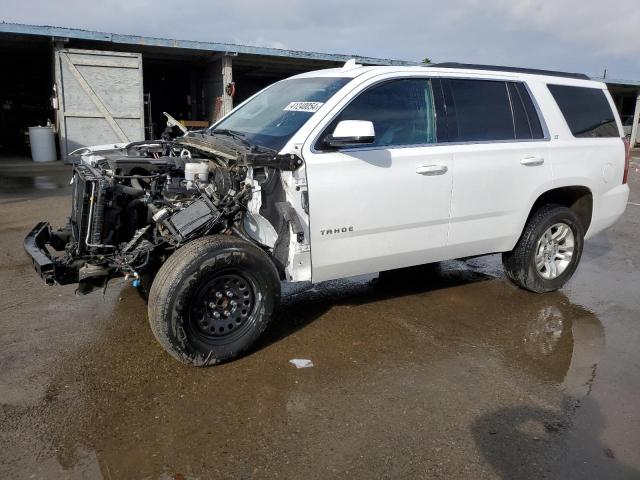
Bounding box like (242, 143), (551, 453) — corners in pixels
(289, 358), (314, 369)
(341, 58), (361, 71)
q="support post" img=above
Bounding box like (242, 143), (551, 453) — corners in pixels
(202, 53), (235, 125)
(220, 54), (233, 118)
(630, 90), (640, 148)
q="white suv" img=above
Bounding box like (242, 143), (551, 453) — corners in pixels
(26, 61), (631, 366)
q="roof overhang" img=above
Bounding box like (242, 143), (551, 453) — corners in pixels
(0, 22), (414, 66)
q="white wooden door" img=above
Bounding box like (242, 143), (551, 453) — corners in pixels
(54, 48), (144, 158)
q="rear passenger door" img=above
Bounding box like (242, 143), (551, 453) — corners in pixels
(439, 78), (552, 257)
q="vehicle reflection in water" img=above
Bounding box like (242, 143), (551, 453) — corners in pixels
(523, 305), (565, 357)
(39, 260), (605, 478)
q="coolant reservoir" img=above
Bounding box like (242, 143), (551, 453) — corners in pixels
(184, 162), (209, 183)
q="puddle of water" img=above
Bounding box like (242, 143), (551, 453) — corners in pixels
(4, 262), (608, 479)
(0, 172), (72, 194)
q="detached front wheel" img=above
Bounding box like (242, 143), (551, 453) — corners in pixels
(148, 236), (280, 366)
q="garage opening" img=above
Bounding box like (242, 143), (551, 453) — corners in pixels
(142, 53), (335, 139)
(143, 56), (209, 139)
(608, 86), (639, 129)
(232, 55), (342, 104)
(142, 52), (236, 139)
(0, 37), (54, 160)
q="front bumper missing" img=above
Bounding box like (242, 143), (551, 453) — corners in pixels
(24, 222), (77, 285)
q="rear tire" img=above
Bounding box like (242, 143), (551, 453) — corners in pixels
(502, 204), (584, 293)
(148, 235), (280, 366)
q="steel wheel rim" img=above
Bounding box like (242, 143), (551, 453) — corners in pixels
(534, 222), (575, 280)
(188, 271), (256, 342)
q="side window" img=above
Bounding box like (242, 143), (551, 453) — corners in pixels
(444, 79), (514, 142)
(547, 84), (618, 138)
(507, 82), (545, 140)
(319, 79), (436, 149)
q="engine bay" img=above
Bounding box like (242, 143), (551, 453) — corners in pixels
(37, 135), (307, 294)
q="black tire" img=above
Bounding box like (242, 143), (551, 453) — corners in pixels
(502, 204), (584, 293)
(148, 235), (280, 366)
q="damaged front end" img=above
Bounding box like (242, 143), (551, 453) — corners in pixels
(24, 132), (300, 294)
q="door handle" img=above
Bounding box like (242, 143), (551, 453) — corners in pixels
(520, 156), (545, 166)
(416, 165), (448, 176)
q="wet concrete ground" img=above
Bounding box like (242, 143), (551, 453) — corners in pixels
(1, 157), (639, 479)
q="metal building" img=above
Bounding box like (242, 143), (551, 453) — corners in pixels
(0, 23), (410, 160)
(593, 77), (640, 148)
(0, 22), (638, 162)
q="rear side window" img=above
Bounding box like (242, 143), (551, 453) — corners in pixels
(445, 79), (514, 142)
(547, 85), (618, 138)
(320, 78), (436, 148)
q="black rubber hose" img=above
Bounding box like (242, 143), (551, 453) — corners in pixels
(115, 184), (145, 197)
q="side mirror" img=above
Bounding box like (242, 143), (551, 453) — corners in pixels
(326, 120), (375, 148)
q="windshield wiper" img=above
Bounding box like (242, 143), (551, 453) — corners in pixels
(207, 128), (277, 153)
(212, 129), (247, 141)
(209, 128), (255, 149)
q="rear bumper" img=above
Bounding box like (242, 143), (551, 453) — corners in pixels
(586, 184), (630, 239)
(24, 222), (77, 285)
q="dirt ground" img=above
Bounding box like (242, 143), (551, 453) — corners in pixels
(1, 155), (639, 479)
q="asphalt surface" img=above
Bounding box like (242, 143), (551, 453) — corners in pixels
(1, 156), (639, 479)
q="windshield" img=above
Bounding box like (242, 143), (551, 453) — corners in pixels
(210, 77), (350, 151)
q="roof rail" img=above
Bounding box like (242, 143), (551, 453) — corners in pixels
(426, 62), (590, 80)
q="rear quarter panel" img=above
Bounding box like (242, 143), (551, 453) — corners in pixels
(529, 80), (628, 239)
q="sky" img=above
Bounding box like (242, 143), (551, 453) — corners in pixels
(1, 0), (639, 80)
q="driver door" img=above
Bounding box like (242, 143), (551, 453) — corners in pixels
(302, 77), (454, 282)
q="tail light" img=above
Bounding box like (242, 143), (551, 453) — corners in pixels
(622, 137), (631, 184)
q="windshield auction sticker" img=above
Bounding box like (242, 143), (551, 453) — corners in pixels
(283, 101), (324, 112)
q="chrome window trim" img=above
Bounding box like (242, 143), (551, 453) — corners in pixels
(310, 75), (551, 155)
(322, 137), (551, 154)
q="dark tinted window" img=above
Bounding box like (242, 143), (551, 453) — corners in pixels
(321, 79), (435, 148)
(445, 79), (514, 142)
(547, 84), (618, 138)
(508, 82), (545, 140)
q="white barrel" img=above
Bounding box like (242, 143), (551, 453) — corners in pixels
(28, 126), (56, 162)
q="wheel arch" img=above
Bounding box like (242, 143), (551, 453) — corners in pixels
(526, 186), (593, 233)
